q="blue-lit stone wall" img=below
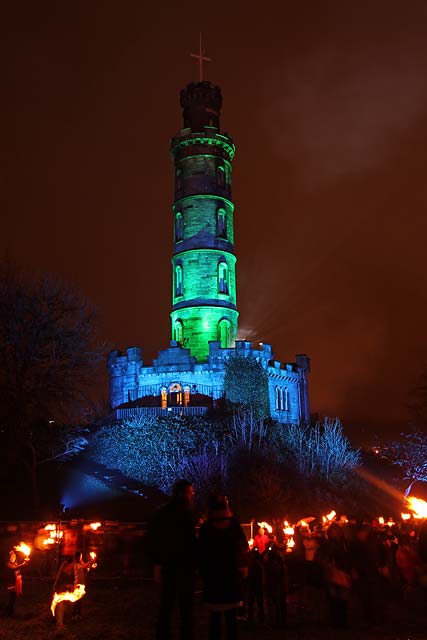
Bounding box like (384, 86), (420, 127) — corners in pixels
(108, 340), (310, 425)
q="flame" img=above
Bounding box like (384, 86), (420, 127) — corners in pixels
(386, 518), (395, 527)
(248, 538), (254, 549)
(282, 520), (296, 552)
(283, 521), (295, 536)
(401, 513), (411, 521)
(257, 521), (273, 534)
(299, 520), (309, 528)
(378, 516), (385, 526)
(89, 551), (97, 560)
(323, 510), (336, 523)
(42, 524), (63, 546)
(89, 522), (101, 531)
(286, 537), (295, 553)
(51, 584), (85, 616)
(406, 497), (427, 519)
(14, 542), (31, 557)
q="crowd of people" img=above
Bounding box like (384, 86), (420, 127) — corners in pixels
(5, 480), (427, 638)
(286, 517), (427, 630)
(147, 479), (427, 640)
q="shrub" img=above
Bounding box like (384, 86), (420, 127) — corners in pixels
(274, 418), (360, 482)
(90, 414), (226, 493)
(224, 353), (270, 419)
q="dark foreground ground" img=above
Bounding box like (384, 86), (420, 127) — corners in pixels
(1, 578), (427, 640)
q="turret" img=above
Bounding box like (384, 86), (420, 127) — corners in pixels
(180, 81), (222, 131)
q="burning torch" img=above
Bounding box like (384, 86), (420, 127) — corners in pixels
(406, 496), (427, 519)
(14, 542), (31, 562)
(51, 584), (86, 617)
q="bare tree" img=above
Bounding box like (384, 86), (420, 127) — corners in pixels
(178, 446), (228, 505)
(383, 431), (427, 496)
(0, 264), (104, 510)
(276, 418), (360, 482)
(230, 408), (269, 451)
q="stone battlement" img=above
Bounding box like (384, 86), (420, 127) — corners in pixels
(108, 340), (310, 425)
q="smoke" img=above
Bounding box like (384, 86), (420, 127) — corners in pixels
(265, 39), (427, 186)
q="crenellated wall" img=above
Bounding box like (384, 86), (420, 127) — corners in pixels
(108, 341), (310, 425)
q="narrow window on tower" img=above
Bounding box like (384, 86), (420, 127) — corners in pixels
(218, 261), (228, 294)
(217, 209), (227, 239)
(175, 168), (183, 194)
(175, 212), (183, 242)
(284, 388), (290, 412)
(275, 387), (281, 410)
(218, 318), (231, 348)
(216, 165), (225, 188)
(175, 264), (183, 297)
(174, 319), (183, 344)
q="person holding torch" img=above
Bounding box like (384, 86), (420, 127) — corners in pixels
(5, 543), (31, 616)
(72, 551), (96, 618)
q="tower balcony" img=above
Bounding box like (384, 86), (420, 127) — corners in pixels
(170, 130), (235, 162)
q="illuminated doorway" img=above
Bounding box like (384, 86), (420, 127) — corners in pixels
(169, 383), (183, 406)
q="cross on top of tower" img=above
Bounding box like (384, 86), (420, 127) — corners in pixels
(190, 33), (211, 82)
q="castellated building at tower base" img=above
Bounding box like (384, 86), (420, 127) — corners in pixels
(108, 80), (310, 425)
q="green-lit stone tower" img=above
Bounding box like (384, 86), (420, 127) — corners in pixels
(108, 72), (310, 424)
(170, 81), (238, 361)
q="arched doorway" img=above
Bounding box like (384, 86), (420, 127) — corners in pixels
(169, 383), (183, 407)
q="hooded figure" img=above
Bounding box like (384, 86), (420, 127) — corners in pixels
(146, 479), (197, 640)
(198, 495), (249, 640)
(317, 522), (351, 629)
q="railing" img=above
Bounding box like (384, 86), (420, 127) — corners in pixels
(128, 383), (223, 401)
(116, 406), (208, 419)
